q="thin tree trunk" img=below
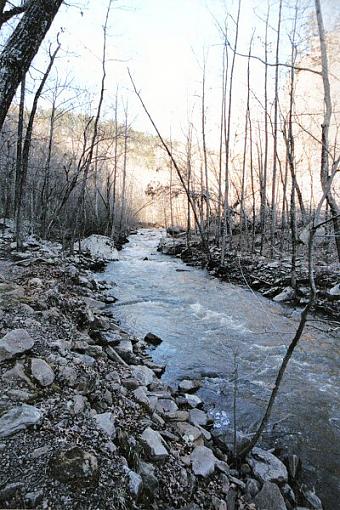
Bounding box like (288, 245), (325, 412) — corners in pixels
(16, 42), (60, 250)
(221, 0), (242, 264)
(270, 0), (282, 257)
(260, 5), (269, 255)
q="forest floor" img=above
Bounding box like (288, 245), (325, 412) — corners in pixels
(158, 235), (340, 323)
(0, 224), (324, 509)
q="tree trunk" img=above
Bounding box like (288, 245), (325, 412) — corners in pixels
(315, 0), (340, 261)
(0, 0), (63, 131)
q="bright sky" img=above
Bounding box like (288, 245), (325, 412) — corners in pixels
(28, 0), (340, 144)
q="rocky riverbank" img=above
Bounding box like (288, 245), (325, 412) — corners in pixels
(0, 226), (323, 509)
(158, 236), (340, 322)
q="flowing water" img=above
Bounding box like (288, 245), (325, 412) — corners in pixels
(100, 229), (340, 508)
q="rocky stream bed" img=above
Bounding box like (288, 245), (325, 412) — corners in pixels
(0, 225), (328, 509)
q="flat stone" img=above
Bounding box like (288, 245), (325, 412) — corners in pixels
(132, 365), (155, 386)
(31, 358), (55, 386)
(190, 445), (217, 477)
(0, 405), (42, 438)
(49, 446), (98, 487)
(94, 412), (116, 437)
(254, 481), (287, 510)
(156, 398), (178, 415)
(247, 447), (288, 484)
(189, 408), (208, 427)
(175, 422), (202, 443)
(140, 426), (169, 461)
(166, 410), (189, 422)
(0, 329), (35, 362)
(7, 389), (32, 402)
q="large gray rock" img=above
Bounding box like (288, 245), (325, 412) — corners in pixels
(179, 379), (202, 393)
(140, 427), (169, 461)
(138, 460), (159, 495)
(176, 422), (202, 443)
(31, 358), (55, 386)
(189, 409), (208, 427)
(190, 445), (217, 477)
(0, 329), (35, 362)
(124, 467), (143, 498)
(254, 481), (287, 510)
(0, 405), (42, 437)
(247, 447), (288, 484)
(49, 446), (98, 487)
(80, 234), (119, 261)
(156, 398), (178, 415)
(115, 340), (135, 363)
(183, 393), (202, 408)
(94, 412), (116, 437)
(273, 287), (295, 302)
(133, 387), (151, 407)
(132, 365), (155, 386)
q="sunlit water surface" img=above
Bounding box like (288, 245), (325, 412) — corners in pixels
(99, 229), (340, 508)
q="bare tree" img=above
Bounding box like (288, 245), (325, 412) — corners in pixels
(0, 0), (63, 131)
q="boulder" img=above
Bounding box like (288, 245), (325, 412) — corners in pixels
(124, 467), (143, 498)
(190, 445), (217, 477)
(132, 365), (155, 386)
(49, 446), (98, 487)
(0, 329), (35, 362)
(254, 481), (287, 510)
(301, 487), (323, 509)
(115, 340), (135, 363)
(0, 405), (42, 438)
(80, 234), (119, 261)
(138, 461), (159, 497)
(133, 387), (151, 407)
(31, 358), (55, 386)
(245, 477), (261, 497)
(144, 332), (162, 346)
(247, 447), (288, 484)
(178, 379), (202, 393)
(183, 393), (202, 408)
(273, 287), (295, 302)
(94, 412), (116, 437)
(156, 398), (178, 415)
(140, 427), (169, 461)
(166, 225), (185, 237)
(189, 409), (208, 427)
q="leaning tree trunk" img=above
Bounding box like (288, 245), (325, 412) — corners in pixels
(0, 0), (63, 131)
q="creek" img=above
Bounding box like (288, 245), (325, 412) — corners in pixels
(100, 229), (340, 508)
